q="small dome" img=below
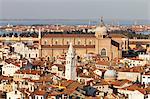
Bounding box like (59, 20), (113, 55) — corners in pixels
(94, 69), (102, 77)
(104, 69), (117, 80)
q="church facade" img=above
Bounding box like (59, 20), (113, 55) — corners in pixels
(39, 20), (129, 60)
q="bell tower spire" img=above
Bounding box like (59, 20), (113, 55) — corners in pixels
(65, 43), (77, 80)
(38, 28), (42, 57)
(38, 28), (41, 39)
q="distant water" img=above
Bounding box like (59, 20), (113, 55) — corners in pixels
(0, 30), (23, 35)
(0, 19), (150, 26)
(0, 19), (150, 35)
(136, 31), (150, 35)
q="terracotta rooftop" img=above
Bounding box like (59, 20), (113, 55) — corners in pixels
(117, 66), (145, 73)
(0, 76), (13, 81)
(50, 80), (82, 95)
(4, 58), (26, 67)
(143, 71), (150, 76)
(120, 84), (148, 95)
(109, 33), (127, 38)
(130, 57), (144, 61)
(15, 70), (42, 75)
(93, 79), (109, 86)
(110, 79), (132, 87)
(120, 84), (141, 91)
(96, 60), (110, 66)
(32, 60), (45, 66)
(34, 90), (46, 95)
(62, 81), (81, 95)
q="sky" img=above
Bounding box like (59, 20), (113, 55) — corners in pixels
(0, 0), (149, 20)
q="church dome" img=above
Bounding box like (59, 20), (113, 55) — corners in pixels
(95, 26), (107, 36)
(104, 69), (117, 80)
(95, 17), (108, 37)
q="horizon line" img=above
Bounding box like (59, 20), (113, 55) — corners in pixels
(0, 18), (149, 22)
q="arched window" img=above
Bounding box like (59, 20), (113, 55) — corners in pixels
(66, 41), (69, 45)
(55, 41), (58, 45)
(101, 48), (106, 56)
(89, 41), (92, 45)
(78, 41), (80, 45)
(48, 57), (50, 61)
(44, 40), (47, 45)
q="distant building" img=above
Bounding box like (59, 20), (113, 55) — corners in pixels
(118, 84), (149, 99)
(2, 61), (21, 76)
(141, 72), (150, 85)
(120, 58), (146, 67)
(117, 67), (144, 82)
(11, 42), (39, 59)
(40, 19), (129, 60)
(6, 90), (25, 99)
(139, 53), (150, 62)
(13, 70), (41, 81)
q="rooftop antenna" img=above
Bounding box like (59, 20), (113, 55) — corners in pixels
(56, 24), (59, 30)
(134, 20), (137, 25)
(117, 20), (120, 26)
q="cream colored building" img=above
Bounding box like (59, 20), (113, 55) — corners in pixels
(11, 42), (39, 59)
(39, 19), (129, 60)
(118, 88), (145, 99)
(117, 70), (142, 82)
(6, 90), (24, 99)
(120, 58), (147, 67)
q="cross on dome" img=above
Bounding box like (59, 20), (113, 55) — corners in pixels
(100, 16), (105, 27)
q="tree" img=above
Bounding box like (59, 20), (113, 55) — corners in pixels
(135, 76), (140, 84)
(14, 33), (18, 37)
(2, 34), (6, 37)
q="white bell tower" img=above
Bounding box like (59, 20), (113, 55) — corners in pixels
(38, 28), (42, 57)
(38, 28), (41, 39)
(65, 43), (77, 80)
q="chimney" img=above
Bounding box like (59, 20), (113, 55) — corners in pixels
(44, 61), (47, 67)
(29, 68), (31, 73)
(20, 60), (23, 67)
(41, 70), (43, 74)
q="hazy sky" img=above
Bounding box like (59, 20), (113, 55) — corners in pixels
(0, 0), (149, 20)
